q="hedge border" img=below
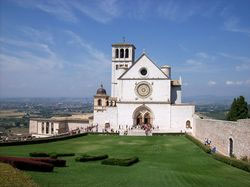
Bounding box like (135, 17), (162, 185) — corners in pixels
(30, 158), (66, 167)
(212, 153), (250, 172)
(75, 154), (108, 162)
(153, 133), (184, 136)
(101, 157), (139, 166)
(0, 156), (54, 172)
(0, 133), (87, 146)
(29, 152), (75, 158)
(88, 132), (119, 136)
(185, 133), (250, 173)
(185, 134), (211, 154)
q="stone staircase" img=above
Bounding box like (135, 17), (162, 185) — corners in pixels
(127, 129), (152, 136)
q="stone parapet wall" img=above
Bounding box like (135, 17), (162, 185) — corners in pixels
(29, 120), (38, 134)
(193, 117), (250, 159)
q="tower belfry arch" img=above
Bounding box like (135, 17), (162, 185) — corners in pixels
(111, 42), (136, 98)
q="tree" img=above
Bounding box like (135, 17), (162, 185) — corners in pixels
(227, 96), (248, 121)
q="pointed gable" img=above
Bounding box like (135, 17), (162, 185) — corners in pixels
(118, 53), (168, 80)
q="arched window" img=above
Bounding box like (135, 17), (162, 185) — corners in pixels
(125, 48), (129, 58)
(105, 123), (110, 129)
(98, 99), (102, 106)
(186, 120), (191, 129)
(115, 49), (119, 58)
(120, 49), (124, 58)
(106, 100), (109, 106)
(229, 138), (233, 157)
(41, 123), (44, 134)
(144, 112), (150, 124)
(46, 122), (49, 134)
(51, 123), (54, 134)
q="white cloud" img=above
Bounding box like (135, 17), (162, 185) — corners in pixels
(208, 81), (216, 86)
(71, 0), (120, 24)
(178, 44), (189, 52)
(186, 59), (202, 66)
(226, 81), (234, 85)
(246, 80), (250, 85)
(219, 53), (250, 71)
(21, 26), (54, 45)
(196, 52), (208, 59)
(0, 26), (112, 97)
(225, 80), (250, 86)
(157, 1), (224, 22)
(0, 36), (63, 72)
(12, 0), (120, 24)
(65, 30), (109, 66)
(224, 17), (250, 35)
(182, 82), (188, 86)
(175, 52), (216, 73)
(235, 64), (250, 71)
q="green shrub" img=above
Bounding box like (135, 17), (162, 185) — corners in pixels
(75, 154), (108, 162)
(29, 152), (50, 157)
(0, 156), (54, 172)
(30, 158), (66, 167)
(152, 133), (184, 136)
(0, 133), (87, 146)
(240, 156), (249, 162)
(185, 134), (211, 154)
(30, 152), (75, 158)
(212, 153), (250, 172)
(49, 153), (58, 159)
(55, 153), (75, 157)
(101, 156), (139, 166)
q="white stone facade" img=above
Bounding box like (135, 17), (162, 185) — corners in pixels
(93, 43), (195, 134)
(29, 117), (91, 137)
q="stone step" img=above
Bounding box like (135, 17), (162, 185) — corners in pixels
(127, 129), (152, 136)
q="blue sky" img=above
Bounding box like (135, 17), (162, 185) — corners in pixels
(0, 0), (250, 99)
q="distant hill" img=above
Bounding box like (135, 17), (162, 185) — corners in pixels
(183, 95), (250, 105)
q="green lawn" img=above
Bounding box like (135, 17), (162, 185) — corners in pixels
(0, 135), (250, 187)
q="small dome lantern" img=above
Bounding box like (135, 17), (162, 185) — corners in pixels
(96, 84), (106, 95)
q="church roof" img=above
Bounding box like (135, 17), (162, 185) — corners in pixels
(118, 52), (169, 80)
(171, 80), (181, 86)
(112, 43), (136, 48)
(96, 84), (106, 95)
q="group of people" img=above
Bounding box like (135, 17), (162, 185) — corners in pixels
(204, 138), (216, 153)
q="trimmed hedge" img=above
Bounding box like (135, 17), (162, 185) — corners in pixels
(29, 152), (75, 159)
(212, 153), (250, 172)
(185, 134), (250, 173)
(56, 153), (75, 157)
(89, 132), (119, 136)
(101, 156), (139, 166)
(75, 154), (108, 162)
(185, 134), (211, 154)
(0, 133), (87, 146)
(0, 156), (54, 172)
(153, 133), (184, 136)
(30, 158), (66, 167)
(29, 152), (50, 157)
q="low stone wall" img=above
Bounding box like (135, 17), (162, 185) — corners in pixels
(193, 117), (250, 159)
(0, 133), (87, 146)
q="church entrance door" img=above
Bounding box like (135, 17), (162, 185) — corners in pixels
(136, 113), (142, 125)
(133, 106), (154, 129)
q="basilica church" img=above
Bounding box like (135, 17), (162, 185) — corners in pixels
(28, 42), (249, 157)
(93, 43), (195, 134)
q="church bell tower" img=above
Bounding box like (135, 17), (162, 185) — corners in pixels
(111, 42), (136, 97)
